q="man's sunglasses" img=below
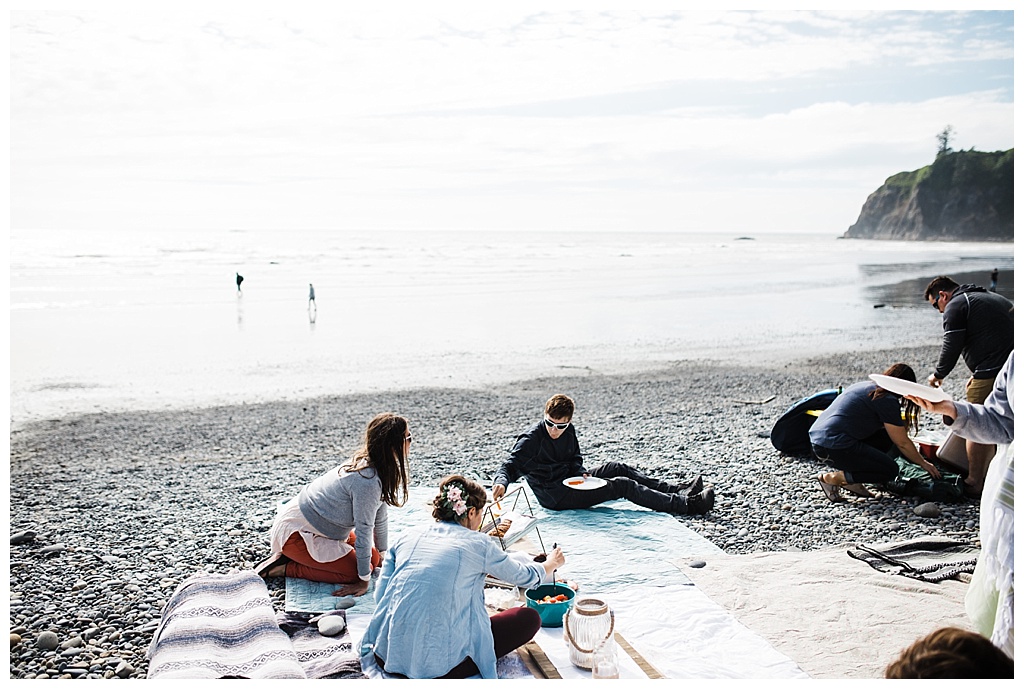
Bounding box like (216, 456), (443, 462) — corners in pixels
(544, 418), (571, 430)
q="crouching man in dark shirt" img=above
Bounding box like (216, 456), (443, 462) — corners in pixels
(491, 394), (714, 516)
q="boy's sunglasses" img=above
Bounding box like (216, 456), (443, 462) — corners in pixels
(544, 418), (570, 430)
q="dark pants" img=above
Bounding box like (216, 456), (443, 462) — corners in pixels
(375, 606), (541, 679)
(812, 440), (899, 485)
(551, 461), (686, 513)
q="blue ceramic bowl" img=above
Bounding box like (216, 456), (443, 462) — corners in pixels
(525, 583), (576, 627)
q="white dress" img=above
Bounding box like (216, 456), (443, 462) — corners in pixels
(269, 496), (354, 564)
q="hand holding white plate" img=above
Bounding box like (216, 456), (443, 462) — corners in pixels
(562, 476), (608, 490)
(869, 374), (953, 403)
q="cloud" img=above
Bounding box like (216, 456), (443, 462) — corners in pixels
(9, 9), (1015, 233)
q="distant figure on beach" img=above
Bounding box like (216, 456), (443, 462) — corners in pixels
(990, 268), (999, 291)
(906, 352), (1014, 659)
(923, 276), (1013, 497)
(886, 627), (1013, 678)
(236, 272), (244, 293)
(491, 394), (713, 515)
(255, 413), (411, 597)
(809, 363), (940, 503)
(308, 283), (316, 307)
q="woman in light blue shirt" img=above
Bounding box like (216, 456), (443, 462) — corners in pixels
(360, 475), (566, 679)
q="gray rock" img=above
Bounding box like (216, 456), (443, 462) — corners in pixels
(59, 636), (84, 650)
(317, 615), (347, 636)
(11, 531), (36, 545)
(39, 544), (66, 554)
(913, 502), (942, 518)
(35, 631), (59, 651)
(688, 559), (707, 568)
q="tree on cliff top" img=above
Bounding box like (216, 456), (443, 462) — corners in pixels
(936, 125), (955, 158)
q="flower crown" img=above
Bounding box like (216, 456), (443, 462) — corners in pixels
(443, 481), (469, 520)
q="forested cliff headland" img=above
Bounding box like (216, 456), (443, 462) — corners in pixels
(844, 149), (1013, 241)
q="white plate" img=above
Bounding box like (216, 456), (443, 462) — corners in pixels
(562, 476), (607, 490)
(869, 374), (953, 403)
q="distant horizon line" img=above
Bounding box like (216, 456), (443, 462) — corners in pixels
(9, 226), (1016, 243)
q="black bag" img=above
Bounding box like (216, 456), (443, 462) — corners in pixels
(884, 456), (965, 502)
(770, 388), (841, 456)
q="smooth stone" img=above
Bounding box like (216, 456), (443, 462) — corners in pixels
(11, 633), (22, 648)
(688, 559), (707, 568)
(39, 544), (66, 554)
(115, 661), (134, 678)
(333, 597), (356, 610)
(913, 502), (942, 518)
(35, 631), (59, 651)
(317, 615), (347, 636)
(11, 531), (37, 545)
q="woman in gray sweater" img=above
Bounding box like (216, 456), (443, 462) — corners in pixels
(257, 413), (411, 597)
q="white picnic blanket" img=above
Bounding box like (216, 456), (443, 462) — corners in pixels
(332, 484), (807, 679)
(680, 546), (974, 678)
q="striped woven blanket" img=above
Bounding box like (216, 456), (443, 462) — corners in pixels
(848, 536), (979, 583)
(147, 569), (361, 679)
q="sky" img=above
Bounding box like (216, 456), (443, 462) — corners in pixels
(7, 5), (1017, 235)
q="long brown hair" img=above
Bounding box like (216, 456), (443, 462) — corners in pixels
(343, 413), (410, 507)
(871, 363), (919, 436)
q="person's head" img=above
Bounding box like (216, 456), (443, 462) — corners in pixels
(544, 394), (575, 439)
(885, 627), (1013, 678)
(924, 276), (960, 314)
(431, 475), (488, 530)
(872, 363), (920, 435)
(348, 413), (410, 507)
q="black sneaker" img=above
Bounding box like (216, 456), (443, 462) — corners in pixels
(671, 475), (704, 496)
(685, 487), (715, 515)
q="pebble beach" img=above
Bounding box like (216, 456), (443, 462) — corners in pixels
(8, 341), (982, 679)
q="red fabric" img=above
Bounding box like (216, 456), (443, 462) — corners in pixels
(280, 530), (381, 584)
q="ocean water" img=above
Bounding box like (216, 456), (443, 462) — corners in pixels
(8, 228), (1013, 427)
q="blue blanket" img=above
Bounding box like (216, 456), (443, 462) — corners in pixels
(285, 484), (723, 614)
